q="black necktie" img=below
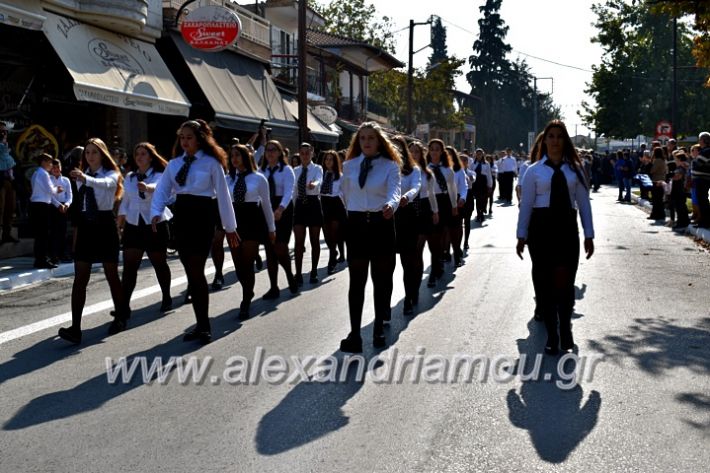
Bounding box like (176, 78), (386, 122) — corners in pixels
(136, 172), (147, 199)
(267, 166), (277, 201)
(175, 155), (196, 186)
(298, 166), (308, 203)
(476, 162), (482, 176)
(545, 160), (572, 211)
(81, 172), (99, 220)
(359, 155), (378, 188)
(322, 171), (334, 195)
(432, 165), (447, 192)
(233, 171), (248, 204)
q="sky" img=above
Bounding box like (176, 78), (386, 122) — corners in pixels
(366, 0), (603, 136)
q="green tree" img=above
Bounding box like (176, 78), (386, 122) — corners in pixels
(582, 0), (710, 137)
(312, 0), (395, 52)
(428, 16), (448, 67)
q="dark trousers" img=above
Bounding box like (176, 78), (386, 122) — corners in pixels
(499, 172), (515, 201)
(672, 191), (689, 227)
(346, 212), (396, 339)
(527, 209), (580, 350)
(696, 178), (710, 227)
(49, 206), (68, 260)
(473, 187), (488, 220)
(650, 185), (666, 220)
(30, 202), (51, 264)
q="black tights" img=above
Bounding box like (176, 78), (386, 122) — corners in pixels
(450, 220), (463, 260)
(429, 229), (444, 277)
(400, 247), (420, 302)
(211, 230), (225, 277)
(180, 252), (210, 331)
(294, 224), (321, 275)
(266, 240), (294, 289)
(71, 261), (126, 330)
(348, 254), (395, 339)
(323, 220), (341, 263)
(230, 240), (259, 303)
(122, 248), (171, 306)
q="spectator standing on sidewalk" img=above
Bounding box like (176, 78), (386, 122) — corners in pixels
(649, 147), (668, 221)
(49, 159), (72, 263)
(692, 131), (710, 229)
(29, 153), (61, 269)
(0, 122), (17, 243)
(614, 150), (632, 202)
(670, 151), (690, 231)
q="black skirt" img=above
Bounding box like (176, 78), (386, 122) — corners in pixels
(527, 208), (580, 268)
(293, 195), (323, 227)
(463, 189), (476, 216)
(435, 193), (453, 230)
(122, 218), (169, 253)
(415, 197), (434, 235)
(74, 211), (120, 263)
(450, 194), (464, 227)
(346, 211), (396, 260)
(395, 203), (418, 253)
(321, 195), (346, 223)
(234, 202), (268, 243)
(173, 195), (216, 257)
(270, 196), (293, 244)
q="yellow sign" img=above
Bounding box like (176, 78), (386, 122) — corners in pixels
(15, 124), (59, 165)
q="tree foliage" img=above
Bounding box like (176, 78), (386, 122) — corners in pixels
(311, 0), (395, 53)
(582, 0), (710, 138)
(428, 16), (448, 67)
(466, 0), (559, 150)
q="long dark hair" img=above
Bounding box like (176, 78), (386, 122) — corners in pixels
(259, 139), (288, 171)
(426, 139), (451, 167)
(530, 132), (544, 163)
(322, 150), (342, 180)
(446, 145), (462, 172)
(82, 137), (124, 199)
(346, 121), (402, 166)
(409, 141), (432, 181)
(228, 144), (256, 178)
(133, 142), (168, 173)
(173, 119), (227, 171)
(392, 135), (416, 176)
(539, 120), (588, 189)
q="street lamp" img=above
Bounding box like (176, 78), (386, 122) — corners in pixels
(406, 17), (433, 134)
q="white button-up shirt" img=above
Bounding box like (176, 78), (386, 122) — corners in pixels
(50, 175), (72, 207)
(119, 169), (172, 225)
(417, 173), (440, 213)
(77, 167), (119, 211)
(498, 155), (518, 174)
(293, 162), (323, 199)
(455, 169), (468, 201)
(471, 159), (493, 188)
(341, 154), (401, 212)
(259, 164), (295, 208)
(516, 155), (594, 239)
(320, 171), (343, 198)
(400, 167), (422, 203)
(30, 167), (59, 204)
(226, 171), (276, 233)
(152, 150), (237, 232)
(428, 164), (458, 208)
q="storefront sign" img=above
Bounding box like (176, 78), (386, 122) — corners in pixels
(180, 5), (241, 52)
(311, 105), (338, 126)
(14, 124), (58, 165)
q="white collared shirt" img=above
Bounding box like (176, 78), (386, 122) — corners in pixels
(259, 164), (295, 209)
(50, 175), (72, 207)
(76, 167), (119, 211)
(293, 162), (323, 199)
(455, 169), (468, 201)
(471, 159), (493, 188)
(30, 167), (59, 204)
(517, 161), (531, 187)
(320, 171), (343, 198)
(417, 174), (440, 213)
(428, 163), (458, 208)
(119, 169), (172, 225)
(226, 171), (276, 233)
(401, 167), (422, 203)
(516, 155), (594, 239)
(152, 150), (237, 232)
(340, 153), (401, 212)
(498, 155), (518, 173)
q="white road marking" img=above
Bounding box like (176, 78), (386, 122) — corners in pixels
(0, 261), (234, 346)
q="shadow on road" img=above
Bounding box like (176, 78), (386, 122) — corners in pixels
(506, 318), (602, 463)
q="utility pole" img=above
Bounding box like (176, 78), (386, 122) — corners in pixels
(531, 76), (553, 134)
(406, 17), (432, 135)
(672, 16), (677, 138)
(298, 0), (308, 143)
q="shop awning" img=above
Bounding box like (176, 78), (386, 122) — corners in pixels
(172, 34), (298, 136)
(282, 96), (340, 144)
(0, 0), (45, 30)
(42, 11), (190, 116)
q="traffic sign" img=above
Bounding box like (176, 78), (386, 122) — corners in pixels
(655, 120), (672, 138)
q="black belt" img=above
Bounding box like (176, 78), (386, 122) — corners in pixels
(348, 210), (385, 223)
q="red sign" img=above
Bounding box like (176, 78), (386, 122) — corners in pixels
(655, 120), (673, 138)
(180, 5), (241, 52)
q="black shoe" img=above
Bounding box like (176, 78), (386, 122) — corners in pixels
(262, 287), (280, 300)
(108, 318), (127, 335)
(58, 326), (82, 344)
(33, 260), (58, 269)
(183, 290), (192, 305)
(455, 257), (464, 268)
(427, 274), (436, 288)
(183, 328), (212, 344)
(411, 294), (419, 305)
(544, 346), (559, 356)
(337, 255), (346, 264)
(463, 242), (469, 250)
(403, 298), (414, 315)
(327, 259), (337, 275)
(383, 309), (391, 323)
(296, 274), (304, 287)
(255, 254), (263, 271)
(109, 307), (132, 319)
(373, 332), (387, 349)
(238, 295), (253, 320)
(340, 334), (363, 353)
(287, 274), (299, 294)
(443, 252), (452, 263)
(309, 271), (319, 284)
(160, 297), (173, 312)
(211, 275), (224, 291)
(533, 312), (543, 321)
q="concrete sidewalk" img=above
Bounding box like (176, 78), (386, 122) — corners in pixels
(630, 193), (710, 243)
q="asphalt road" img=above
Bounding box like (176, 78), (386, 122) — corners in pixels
(0, 186), (708, 472)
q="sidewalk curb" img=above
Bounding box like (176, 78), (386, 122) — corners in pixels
(1, 261), (81, 292)
(630, 194), (710, 244)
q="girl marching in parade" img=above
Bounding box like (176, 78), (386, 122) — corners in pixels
(117, 142), (173, 315)
(58, 138), (127, 343)
(151, 120), (238, 344)
(471, 148), (493, 223)
(426, 139), (457, 287)
(319, 149), (347, 275)
(516, 120), (594, 354)
(339, 122), (401, 353)
(292, 142), (323, 285)
(448, 146), (467, 267)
